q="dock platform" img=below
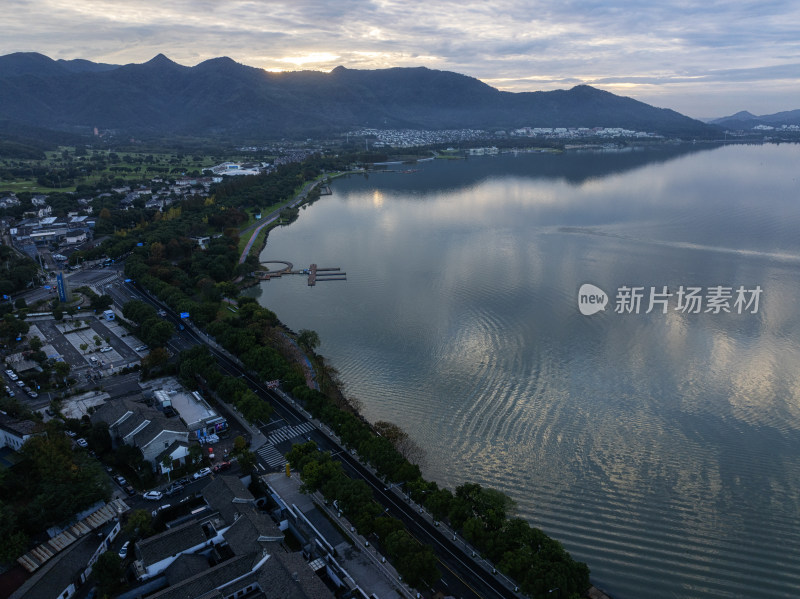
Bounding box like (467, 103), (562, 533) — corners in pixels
(308, 264), (345, 286)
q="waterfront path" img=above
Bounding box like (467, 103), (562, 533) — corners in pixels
(238, 179), (322, 264)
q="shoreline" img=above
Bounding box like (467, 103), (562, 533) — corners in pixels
(235, 170), (609, 598)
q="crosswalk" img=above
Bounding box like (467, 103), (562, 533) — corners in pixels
(267, 422), (315, 445)
(256, 422), (316, 469)
(256, 444), (287, 469)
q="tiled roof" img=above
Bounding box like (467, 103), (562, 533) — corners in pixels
(10, 534), (100, 599)
(0, 413), (44, 438)
(222, 506), (282, 555)
(201, 475), (255, 525)
(163, 553), (210, 585)
(137, 520), (211, 567)
(147, 555), (255, 599)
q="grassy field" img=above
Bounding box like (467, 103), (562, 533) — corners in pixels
(0, 147), (275, 194)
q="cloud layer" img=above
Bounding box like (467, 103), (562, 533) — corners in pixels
(4, 0), (800, 117)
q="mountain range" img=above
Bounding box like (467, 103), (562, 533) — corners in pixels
(707, 109), (800, 130)
(0, 52), (720, 140)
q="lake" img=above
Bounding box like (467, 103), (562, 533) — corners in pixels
(247, 143), (800, 599)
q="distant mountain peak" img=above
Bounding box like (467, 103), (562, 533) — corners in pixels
(144, 53), (180, 68)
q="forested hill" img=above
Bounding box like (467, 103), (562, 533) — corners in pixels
(0, 52), (718, 139)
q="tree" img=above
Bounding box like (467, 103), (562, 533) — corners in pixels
(188, 444), (202, 465)
(93, 551), (124, 596)
(79, 342), (88, 354)
(0, 501), (29, 562)
(29, 335), (42, 351)
(232, 435), (248, 456)
(141, 319), (173, 348)
(384, 529), (440, 587)
(54, 360), (70, 379)
(140, 347), (169, 377)
(90, 294), (113, 311)
(124, 508), (153, 539)
(297, 329), (320, 353)
(236, 449), (256, 474)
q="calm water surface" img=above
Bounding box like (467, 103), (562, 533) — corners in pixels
(248, 144), (800, 599)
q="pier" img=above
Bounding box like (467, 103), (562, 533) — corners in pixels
(254, 261), (293, 280)
(307, 264), (346, 286)
(256, 261), (345, 286)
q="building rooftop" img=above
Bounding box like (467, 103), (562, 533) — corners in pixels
(10, 533), (100, 599)
(202, 475), (255, 525)
(0, 412), (44, 439)
(137, 519), (213, 567)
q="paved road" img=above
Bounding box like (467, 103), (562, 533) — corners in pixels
(238, 180), (321, 263)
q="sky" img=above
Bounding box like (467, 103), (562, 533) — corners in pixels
(3, 0), (800, 119)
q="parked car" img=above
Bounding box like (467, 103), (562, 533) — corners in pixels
(114, 475), (127, 486)
(134, 345), (148, 352)
(118, 541), (129, 559)
(27, 390), (38, 398)
(6, 371), (18, 381)
(76, 438), (88, 448)
(100, 347), (113, 353)
(192, 467), (211, 480)
(176, 478), (190, 487)
(16, 380), (25, 387)
(143, 490), (163, 501)
(123, 485), (136, 496)
(213, 461), (232, 473)
(65, 430), (77, 437)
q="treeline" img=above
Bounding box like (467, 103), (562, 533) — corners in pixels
(121, 299), (174, 348)
(177, 344), (272, 426)
(287, 441), (439, 588)
(288, 379), (589, 598)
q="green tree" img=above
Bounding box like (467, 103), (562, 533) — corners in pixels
(90, 294), (113, 311)
(236, 449), (256, 474)
(93, 551), (124, 596)
(124, 508), (153, 539)
(0, 501), (29, 562)
(141, 319), (174, 348)
(232, 435), (248, 456)
(384, 529), (440, 588)
(188, 444), (203, 465)
(297, 329), (320, 353)
(54, 360), (71, 379)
